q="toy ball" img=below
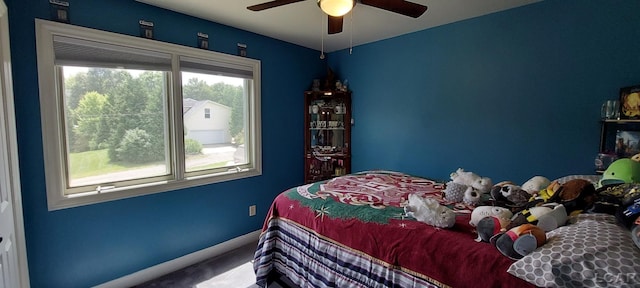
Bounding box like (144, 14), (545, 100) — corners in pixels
(599, 158), (640, 188)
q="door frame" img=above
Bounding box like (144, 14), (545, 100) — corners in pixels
(0, 0), (30, 286)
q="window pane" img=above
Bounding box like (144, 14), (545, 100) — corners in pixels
(182, 71), (248, 172)
(62, 67), (170, 189)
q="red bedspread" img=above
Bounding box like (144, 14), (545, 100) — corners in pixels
(255, 171), (536, 287)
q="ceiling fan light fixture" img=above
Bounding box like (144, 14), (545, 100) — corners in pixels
(318, 0), (354, 17)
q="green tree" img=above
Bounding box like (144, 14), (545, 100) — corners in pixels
(137, 71), (166, 161)
(104, 71), (147, 161)
(65, 68), (246, 162)
(229, 88), (244, 142)
(65, 68), (133, 110)
(73, 91), (108, 151)
(115, 128), (154, 163)
(64, 73), (87, 110)
(183, 78), (213, 101)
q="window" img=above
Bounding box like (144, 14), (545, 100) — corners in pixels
(35, 20), (261, 210)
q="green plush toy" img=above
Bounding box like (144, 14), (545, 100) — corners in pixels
(599, 158), (640, 188)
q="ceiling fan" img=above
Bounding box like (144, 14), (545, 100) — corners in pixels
(247, 0), (428, 34)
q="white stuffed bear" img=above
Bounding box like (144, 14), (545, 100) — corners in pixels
(405, 194), (456, 228)
(521, 176), (551, 195)
(469, 206), (513, 227)
(450, 168), (493, 194)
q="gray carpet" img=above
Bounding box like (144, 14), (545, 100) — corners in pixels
(132, 242), (293, 288)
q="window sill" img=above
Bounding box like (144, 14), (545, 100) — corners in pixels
(47, 168), (261, 211)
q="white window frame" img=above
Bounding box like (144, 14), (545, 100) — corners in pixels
(204, 108), (211, 119)
(35, 19), (262, 210)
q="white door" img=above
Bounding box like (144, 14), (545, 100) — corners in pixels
(0, 117), (19, 288)
(0, 1), (28, 287)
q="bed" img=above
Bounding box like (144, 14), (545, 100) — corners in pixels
(253, 171), (640, 288)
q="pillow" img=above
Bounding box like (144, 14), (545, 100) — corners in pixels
(553, 175), (601, 186)
(507, 213), (640, 288)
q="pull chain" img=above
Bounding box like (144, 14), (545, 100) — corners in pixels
(320, 12), (325, 59)
(349, 8), (353, 54)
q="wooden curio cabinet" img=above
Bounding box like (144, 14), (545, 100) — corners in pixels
(304, 90), (351, 183)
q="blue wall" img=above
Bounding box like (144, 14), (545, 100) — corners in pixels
(7, 0), (640, 287)
(6, 0), (325, 287)
(330, 0), (640, 184)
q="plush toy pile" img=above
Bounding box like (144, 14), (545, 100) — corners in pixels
(403, 159), (640, 259)
(403, 168), (490, 229)
(591, 157), (640, 250)
(443, 168), (492, 206)
(445, 168), (602, 259)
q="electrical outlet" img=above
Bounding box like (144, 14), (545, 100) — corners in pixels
(249, 205), (256, 216)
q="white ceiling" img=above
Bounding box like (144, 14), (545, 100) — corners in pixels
(136, 0), (541, 52)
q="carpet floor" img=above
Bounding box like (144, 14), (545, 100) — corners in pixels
(132, 241), (294, 288)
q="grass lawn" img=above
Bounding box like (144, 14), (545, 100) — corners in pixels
(69, 149), (144, 178)
(69, 149), (227, 179)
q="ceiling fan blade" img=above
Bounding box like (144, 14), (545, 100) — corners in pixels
(247, 0), (305, 11)
(328, 15), (344, 34)
(360, 0), (428, 18)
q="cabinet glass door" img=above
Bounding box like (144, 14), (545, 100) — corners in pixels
(309, 99), (347, 155)
(305, 91), (351, 183)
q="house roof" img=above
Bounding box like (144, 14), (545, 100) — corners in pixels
(183, 98), (199, 113)
(183, 98), (231, 117)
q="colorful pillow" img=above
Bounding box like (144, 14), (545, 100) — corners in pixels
(507, 213), (640, 287)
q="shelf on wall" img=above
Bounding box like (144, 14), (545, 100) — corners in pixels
(601, 119), (640, 123)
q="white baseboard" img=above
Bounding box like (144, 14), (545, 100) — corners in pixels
(95, 229), (261, 288)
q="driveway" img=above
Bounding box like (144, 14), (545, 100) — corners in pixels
(70, 145), (239, 187)
(187, 144), (237, 167)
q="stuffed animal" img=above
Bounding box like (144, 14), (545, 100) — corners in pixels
(592, 183), (640, 214)
(491, 224), (546, 260)
(632, 219), (640, 249)
(450, 168), (493, 194)
(508, 204), (568, 232)
(469, 206), (513, 227)
(548, 179), (597, 215)
(443, 181), (482, 206)
(490, 182), (530, 211)
(464, 188), (482, 206)
(521, 176), (551, 195)
(405, 194), (456, 228)
(616, 194), (640, 228)
(443, 181), (468, 203)
(599, 158), (640, 188)
(526, 180), (561, 208)
(476, 216), (511, 242)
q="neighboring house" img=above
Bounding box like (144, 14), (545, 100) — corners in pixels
(183, 98), (232, 145)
